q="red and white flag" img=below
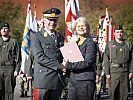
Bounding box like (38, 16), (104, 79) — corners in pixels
(37, 17), (44, 31)
(98, 8), (114, 52)
(106, 25), (114, 42)
(97, 16), (104, 44)
(103, 8), (110, 32)
(65, 0), (80, 43)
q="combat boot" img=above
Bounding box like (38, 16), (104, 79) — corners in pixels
(25, 91), (27, 98)
(20, 91), (24, 97)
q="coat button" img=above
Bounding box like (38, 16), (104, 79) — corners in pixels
(40, 70), (42, 72)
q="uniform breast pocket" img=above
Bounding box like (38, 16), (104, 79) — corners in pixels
(42, 43), (56, 59)
(42, 43), (51, 52)
(111, 47), (117, 59)
(2, 44), (13, 61)
(123, 47), (130, 62)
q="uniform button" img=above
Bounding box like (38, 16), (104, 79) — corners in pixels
(46, 46), (49, 48)
(40, 70), (42, 72)
(3, 45), (6, 48)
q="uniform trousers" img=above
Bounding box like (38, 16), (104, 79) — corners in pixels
(68, 78), (96, 100)
(19, 77), (29, 92)
(37, 88), (62, 100)
(0, 67), (15, 100)
(110, 74), (129, 100)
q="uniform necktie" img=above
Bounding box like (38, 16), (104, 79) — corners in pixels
(51, 34), (55, 40)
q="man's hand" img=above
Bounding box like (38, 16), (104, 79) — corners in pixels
(101, 72), (105, 76)
(96, 75), (100, 83)
(14, 71), (18, 77)
(62, 68), (66, 73)
(27, 76), (32, 80)
(62, 59), (67, 66)
(129, 73), (133, 80)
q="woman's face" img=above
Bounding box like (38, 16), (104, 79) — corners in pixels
(76, 21), (88, 36)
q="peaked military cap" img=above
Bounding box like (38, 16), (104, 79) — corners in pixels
(0, 22), (10, 30)
(114, 25), (123, 30)
(42, 8), (61, 19)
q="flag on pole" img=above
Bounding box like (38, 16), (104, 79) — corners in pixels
(97, 17), (103, 44)
(103, 8), (110, 33)
(65, 0), (80, 43)
(33, 5), (38, 32)
(37, 17), (44, 31)
(106, 25), (114, 42)
(20, 0), (34, 81)
(98, 8), (114, 52)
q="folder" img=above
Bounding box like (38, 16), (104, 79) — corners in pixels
(60, 41), (84, 62)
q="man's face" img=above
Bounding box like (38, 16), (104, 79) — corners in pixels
(0, 27), (10, 37)
(92, 38), (98, 43)
(44, 18), (58, 32)
(114, 29), (123, 40)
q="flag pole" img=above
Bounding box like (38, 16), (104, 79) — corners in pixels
(31, 79), (33, 100)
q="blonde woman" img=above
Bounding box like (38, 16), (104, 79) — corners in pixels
(62, 17), (97, 100)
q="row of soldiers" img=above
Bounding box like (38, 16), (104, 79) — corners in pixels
(0, 7), (133, 100)
(92, 24), (133, 100)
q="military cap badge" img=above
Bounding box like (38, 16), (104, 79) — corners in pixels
(0, 22), (10, 30)
(52, 8), (54, 12)
(42, 8), (61, 19)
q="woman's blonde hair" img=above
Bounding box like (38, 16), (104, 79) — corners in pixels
(72, 17), (91, 36)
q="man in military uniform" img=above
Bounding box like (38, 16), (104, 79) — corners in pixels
(104, 25), (133, 100)
(31, 8), (64, 100)
(0, 22), (21, 100)
(92, 35), (103, 100)
(26, 52), (35, 100)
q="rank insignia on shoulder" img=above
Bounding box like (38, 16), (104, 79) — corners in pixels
(44, 32), (48, 37)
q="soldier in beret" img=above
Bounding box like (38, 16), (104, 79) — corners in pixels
(30, 8), (64, 100)
(0, 22), (21, 100)
(104, 25), (133, 100)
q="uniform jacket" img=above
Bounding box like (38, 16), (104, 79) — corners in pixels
(0, 36), (21, 72)
(96, 46), (103, 75)
(31, 29), (64, 89)
(104, 39), (133, 79)
(65, 37), (97, 81)
(26, 52), (34, 78)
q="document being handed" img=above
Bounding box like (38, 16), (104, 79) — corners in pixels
(60, 41), (84, 62)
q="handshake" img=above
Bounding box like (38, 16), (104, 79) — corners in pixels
(58, 60), (67, 73)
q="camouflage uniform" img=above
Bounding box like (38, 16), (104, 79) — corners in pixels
(95, 47), (103, 99)
(19, 77), (29, 97)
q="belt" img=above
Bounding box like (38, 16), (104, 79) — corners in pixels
(0, 61), (12, 66)
(111, 63), (128, 67)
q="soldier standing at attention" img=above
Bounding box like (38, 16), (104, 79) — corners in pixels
(30, 8), (64, 100)
(104, 25), (133, 100)
(0, 22), (21, 100)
